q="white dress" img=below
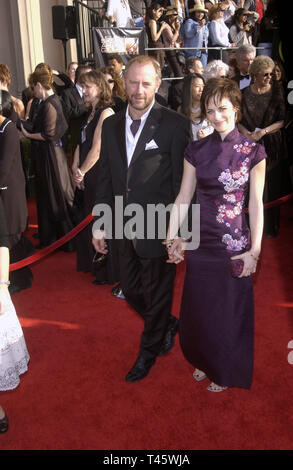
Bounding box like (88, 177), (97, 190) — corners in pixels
(0, 296), (29, 391)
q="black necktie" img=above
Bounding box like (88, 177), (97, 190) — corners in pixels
(240, 74), (250, 80)
(130, 119), (141, 137)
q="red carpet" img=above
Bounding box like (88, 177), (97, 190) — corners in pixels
(1, 201), (293, 450)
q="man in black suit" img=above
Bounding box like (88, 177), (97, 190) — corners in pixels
(61, 65), (92, 152)
(92, 55), (191, 382)
(232, 44), (256, 90)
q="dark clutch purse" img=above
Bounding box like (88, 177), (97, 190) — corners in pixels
(230, 258), (244, 278)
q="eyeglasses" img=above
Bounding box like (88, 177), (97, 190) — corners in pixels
(262, 72), (273, 77)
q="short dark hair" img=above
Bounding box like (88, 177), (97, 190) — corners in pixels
(200, 77), (242, 122)
(75, 65), (92, 84)
(0, 90), (13, 118)
(107, 53), (123, 65)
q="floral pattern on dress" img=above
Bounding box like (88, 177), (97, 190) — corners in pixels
(215, 144), (255, 252)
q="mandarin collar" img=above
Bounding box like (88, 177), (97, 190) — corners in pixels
(212, 126), (240, 143)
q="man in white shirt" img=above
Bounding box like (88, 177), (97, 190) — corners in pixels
(107, 0), (134, 27)
(92, 56), (190, 383)
(233, 44), (256, 89)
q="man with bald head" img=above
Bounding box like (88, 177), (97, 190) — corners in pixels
(92, 56), (190, 383)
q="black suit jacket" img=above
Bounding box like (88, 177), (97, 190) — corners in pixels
(94, 102), (191, 258)
(61, 86), (86, 122)
(61, 86), (87, 149)
(232, 73), (252, 90)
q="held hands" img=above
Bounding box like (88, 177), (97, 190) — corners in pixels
(230, 250), (259, 278)
(20, 122), (29, 139)
(165, 238), (185, 265)
(73, 168), (85, 188)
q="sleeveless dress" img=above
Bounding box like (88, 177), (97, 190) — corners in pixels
(75, 108), (120, 284)
(180, 127), (267, 389)
(0, 200), (29, 391)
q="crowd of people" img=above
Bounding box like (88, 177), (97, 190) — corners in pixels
(0, 0), (292, 433)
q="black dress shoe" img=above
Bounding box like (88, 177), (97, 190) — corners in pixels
(125, 356), (156, 383)
(111, 284), (125, 299)
(0, 415), (9, 433)
(158, 317), (179, 356)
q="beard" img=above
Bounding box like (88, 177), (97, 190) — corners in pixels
(126, 92), (154, 112)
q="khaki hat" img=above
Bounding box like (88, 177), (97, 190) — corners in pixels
(165, 6), (178, 16)
(189, 5), (208, 14)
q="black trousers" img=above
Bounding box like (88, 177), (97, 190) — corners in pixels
(119, 240), (176, 361)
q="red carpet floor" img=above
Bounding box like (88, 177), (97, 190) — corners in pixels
(1, 201), (293, 450)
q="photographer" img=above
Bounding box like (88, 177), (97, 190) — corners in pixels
(229, 8), (258, 46)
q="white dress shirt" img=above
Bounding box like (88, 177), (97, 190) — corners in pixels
(75, 83), (83, 98)
(125, 101), (154, 167)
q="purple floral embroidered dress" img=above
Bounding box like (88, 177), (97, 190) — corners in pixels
(180, 127), (266, 389)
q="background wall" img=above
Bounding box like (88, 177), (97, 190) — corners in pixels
(0, 0), (19, 96)
(0, 0), (78, 98)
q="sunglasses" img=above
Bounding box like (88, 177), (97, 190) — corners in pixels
(107, 79), (114, 84)
(262, 72), (273, 77)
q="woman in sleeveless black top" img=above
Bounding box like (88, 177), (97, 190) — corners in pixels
(72, 70), (119, 284)
(145, 3), (168, 70)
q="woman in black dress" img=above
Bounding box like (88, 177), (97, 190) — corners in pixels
(21, 68), (75, 248)
(145, 3), (168, 70)
(0, 90), (33, 294)
(238, 55), (287, 238)
(72, 70), (119, 284)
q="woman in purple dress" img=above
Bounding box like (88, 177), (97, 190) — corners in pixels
(166, 78), (266, 391)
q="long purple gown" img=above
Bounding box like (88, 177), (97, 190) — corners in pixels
(180, 127), (267, 389)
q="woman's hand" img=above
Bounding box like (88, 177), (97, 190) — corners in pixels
(73, 168), (84, 188)
(20, 122), (30, 139)
(0, 286), (10, 315)
(175, 19), (181, 31)
(166, 238), (185, 264)
(230, 250), (259, 278)
(197, 128), (206, 140)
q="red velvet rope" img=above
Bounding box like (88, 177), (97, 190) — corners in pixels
(9, 192), (293, 271)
